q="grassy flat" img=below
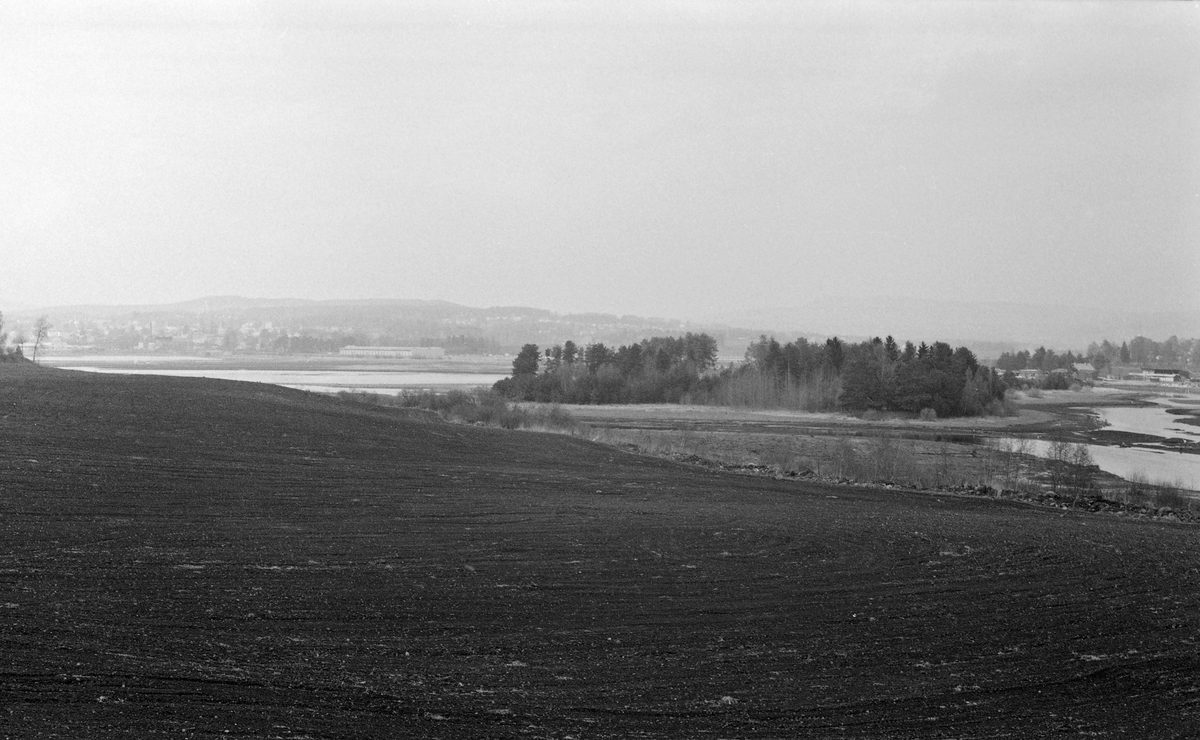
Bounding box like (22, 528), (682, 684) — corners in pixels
(2, 366), (1198, 738)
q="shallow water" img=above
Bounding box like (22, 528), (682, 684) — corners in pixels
(62, 366), (508, 393)
(1017, 438), (1200, 492)
(1007, 395), (1200, 491)
(1093, 404), (1200, 440)
(47, 355), (223, 364)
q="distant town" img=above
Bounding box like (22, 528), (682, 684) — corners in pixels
(34, 316), (382, 356)
(6, 298), (1197, 388)
(8, 298), (749, 359)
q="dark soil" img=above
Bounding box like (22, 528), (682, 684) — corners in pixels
(3, 366), (1199, 738)
(648, 448), (1196, 523)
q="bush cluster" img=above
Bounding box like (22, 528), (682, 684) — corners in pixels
(0, 311), (26, 363)
(337, 389), (578, 431)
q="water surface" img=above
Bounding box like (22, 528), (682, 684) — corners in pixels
(1011, 395), (1200, 491)
(63, 366), (507, 393)
(1018, 438), (1199, 492)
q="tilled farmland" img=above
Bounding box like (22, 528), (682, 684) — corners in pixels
(2, 366), (1198, 738)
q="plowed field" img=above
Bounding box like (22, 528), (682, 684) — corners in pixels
(2, 366), (1198, 738)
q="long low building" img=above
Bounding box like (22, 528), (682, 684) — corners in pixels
(339, 345), (445, 359)
(1130, 368), (1190, 384)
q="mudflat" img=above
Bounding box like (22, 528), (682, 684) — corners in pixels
(2, 366), (1198, 738)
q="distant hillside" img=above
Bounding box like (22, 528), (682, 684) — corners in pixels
(14, 295), (1196, 360)
(11, 297), (760, 355)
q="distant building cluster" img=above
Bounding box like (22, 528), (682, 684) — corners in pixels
(24, 317), (331, 355)
(18, 316), (382, 357)
(338, 346), (445, 359)
(1014, 365), (1095, 383)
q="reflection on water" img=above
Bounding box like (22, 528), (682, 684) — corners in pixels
(64, 367), (508, 392)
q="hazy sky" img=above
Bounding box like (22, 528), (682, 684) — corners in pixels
(2, 1), (1197, 321)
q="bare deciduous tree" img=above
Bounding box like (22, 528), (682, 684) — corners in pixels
(32, 316), (51, 362)
(1069, 443), (1095, 502)
(1047, 439), (1073, 492)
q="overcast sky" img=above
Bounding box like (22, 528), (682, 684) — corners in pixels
(2, 1), (1197, 321)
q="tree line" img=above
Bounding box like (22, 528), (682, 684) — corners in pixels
(1086, 336), (1199, 370)
(493, 333), (720, 404)
(994, 347), (1083, 374)
(727, 335), (1006, 417)
(496, 332), (1006, 418)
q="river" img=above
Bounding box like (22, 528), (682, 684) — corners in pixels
(1019, 396), (1200, 491)
(49, 357), (508, 394)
